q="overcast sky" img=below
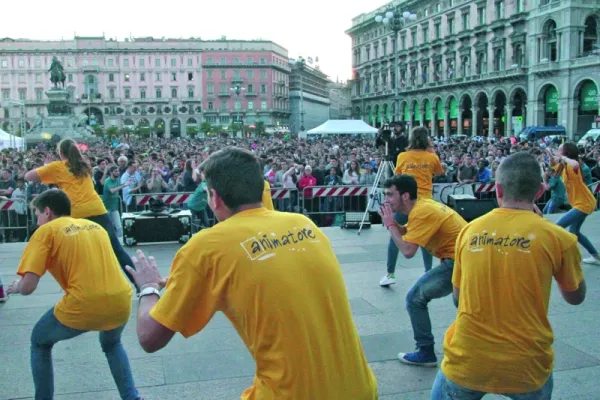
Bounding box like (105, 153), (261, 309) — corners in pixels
(4, 0), (388, 82)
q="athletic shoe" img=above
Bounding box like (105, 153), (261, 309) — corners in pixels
(379, 274), (396, 286)
(398, 349), (438, 367)
(582, 257), (600, 266)
(0, 286), (8, 303)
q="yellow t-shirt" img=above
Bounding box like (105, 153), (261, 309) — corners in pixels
(394, 150), (444, 199)
(402, 198), (466, 259)
(262, 180), (274, 211)
(37, 161), (107, 218)
(150, 208), (377, 400)
(561, 163), (595, 215)
(442, 209), (583, 393)
(17, 217), (133, 331)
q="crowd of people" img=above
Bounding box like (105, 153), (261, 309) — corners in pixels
(1, 129), (600, 242)
(0, 124), (599, 399)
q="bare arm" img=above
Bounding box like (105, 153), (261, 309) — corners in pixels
(24, 169), (41, 183)
(560, 280), (586, 305)
(134, 285), (177, 353)
(7, 272), (41, 296)
(388, 225), (418, 258)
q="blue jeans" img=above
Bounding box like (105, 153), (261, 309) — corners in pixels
(542, 199), (559, 215)
(387, 212), (433, 274)
(431, 369), (553, 400)
(31, 308), (140, 400)
(406, 259), (454, 348)
(85, 213), (137, 290)
(556, 208), (598, 256)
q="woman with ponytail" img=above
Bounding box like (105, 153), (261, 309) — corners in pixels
(25, 138), (137, 284)
(553, 142), (600, 265)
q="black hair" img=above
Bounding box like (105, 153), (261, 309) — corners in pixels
(200, 147), (264, 211)
(32, 189), (71, 217)
(383, 174), (418, 200)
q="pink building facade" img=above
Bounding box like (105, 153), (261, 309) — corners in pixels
(0, 36), (290, 137)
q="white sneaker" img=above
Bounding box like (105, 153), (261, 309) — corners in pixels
(582, 257), (600, 266)
(379, 274), (396, 286)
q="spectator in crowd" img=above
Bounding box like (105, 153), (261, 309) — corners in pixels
(0, 168), (15, 197)
(433, 152), (585, 399)
(542, 164), (567, 214)
(182, 160), (198, 192)
(298, 165), (317, 192)
(146, 167), (168, 193)
(343, 160), (361, 185)
(361, 163), (376, 185)
(457, 155), (477, 184)
(476, 159), (491, 183)
(103, 165), (130, 244)
(186, 170), (211, 229)
(117, 156), (128, 176)
(120, 161), (143, 212)
(93, 158), (108, 195)
(124, 147), (378, 399)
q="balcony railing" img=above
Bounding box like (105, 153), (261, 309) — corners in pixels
(232, 77), (243, 84)
(245, 91), (258, 97)
(218, 92), (231, 97)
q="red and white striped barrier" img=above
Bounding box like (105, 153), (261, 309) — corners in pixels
(473, 183), (496, 193)
(592, 182), (600, 194)
(135, 193), (191, 206)
(310, 186), (369, 197)
(0, 200), (19, 211)
(271, 189), (292, 199)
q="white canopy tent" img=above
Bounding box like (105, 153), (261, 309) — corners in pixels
(304, 120), (378, 138)
(0, 128), (24, 150)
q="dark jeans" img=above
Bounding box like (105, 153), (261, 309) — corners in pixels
(85, 213), (137, 290)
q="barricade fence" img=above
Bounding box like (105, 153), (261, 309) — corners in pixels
(0, 199), (30, 242)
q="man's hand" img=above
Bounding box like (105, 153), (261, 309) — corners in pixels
(6, 279), (20, 295)
(378, 204), (397, 229)
(125, 250), (168, 291)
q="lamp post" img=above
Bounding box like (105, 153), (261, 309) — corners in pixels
(291, 57), (306, 133)
(375, 8), (417, 123)
(229, 84), (246, 137)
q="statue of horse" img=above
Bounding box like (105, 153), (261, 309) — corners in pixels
(48, 56), (66, 89)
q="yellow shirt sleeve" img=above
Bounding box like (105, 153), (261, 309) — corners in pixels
(36, 161), (64, 185)
(16, 229), (52, 278)
(452, 228), (467, 288)
(394, 154), (402, 175)
(262, 181), (274, 211)
(553, 241), (583, 292)
(402, 208), (436, 248)
(433, 155), (444, 175)
(149, 241), (223, 338)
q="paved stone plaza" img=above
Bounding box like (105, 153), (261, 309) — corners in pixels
(1, 213), (600, 399)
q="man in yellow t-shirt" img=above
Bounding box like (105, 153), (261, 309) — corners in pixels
(379, 174), (466, 368)
(433, 152), (585, 399)
(124, 147), (378, 400)
(262, 179), (274, 210)
(6, 189), (141, 400)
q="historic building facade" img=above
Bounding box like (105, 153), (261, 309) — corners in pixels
(347, 0), (600, 138)
(0, 36), (290, 137)
(289, 62), (331, 133)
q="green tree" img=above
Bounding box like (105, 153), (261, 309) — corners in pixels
(255, 121), (266, 137)
(92, 125), (103, 136)
(187, 126), (199, 138)
(200, 121), (212, 136)
(106, 126), (119, 138)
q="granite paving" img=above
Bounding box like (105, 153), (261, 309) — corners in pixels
(1, 213), (600, 399)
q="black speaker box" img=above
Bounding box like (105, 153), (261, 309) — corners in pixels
(448, 195), (497, 222)
(122, 210), (192, 246)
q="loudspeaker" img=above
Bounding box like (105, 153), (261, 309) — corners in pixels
(448, 195), (497, 222)
(122, 210), (192, 246)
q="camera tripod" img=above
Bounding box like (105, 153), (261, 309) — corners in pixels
(357, 143), (396, 235)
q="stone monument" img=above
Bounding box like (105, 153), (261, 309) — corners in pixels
(25, 56), (94, 144)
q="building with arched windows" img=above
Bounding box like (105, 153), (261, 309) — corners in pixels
(347, 0), (600, 139)
(0, 36), (290, 138)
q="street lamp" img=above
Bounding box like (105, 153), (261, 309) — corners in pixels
(375, 7), (417, 123)
(290, 57), (306, 133)
(230, 84), (246, 136)
(3, 98), (26, 150)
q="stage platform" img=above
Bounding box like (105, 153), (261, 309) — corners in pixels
(1, 213), (600, 399)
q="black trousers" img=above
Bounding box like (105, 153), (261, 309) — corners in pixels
(85, 213), (138, 292)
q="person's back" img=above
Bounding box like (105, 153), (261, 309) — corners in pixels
(436, 152), (585, 398)
(37, 160), (106, 218)
(20, 216), (132, 330)
(152, 208), (377, 399)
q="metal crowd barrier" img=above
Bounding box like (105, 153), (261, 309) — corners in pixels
(300, 186), (369, 227)
(0, 199), (30, 243)
(270, 188), (300, 212)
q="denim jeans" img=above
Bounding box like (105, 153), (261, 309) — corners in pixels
(556, 208), (598, 256)
(85, 213), (136, 289)
(406, 258), (454, 348)
(108, 210), (123, 240)
(542, 199), (558, 215)
(30, 308), (140, 400)
(387, 212), (433, 274)
(430, 369), (553, 400)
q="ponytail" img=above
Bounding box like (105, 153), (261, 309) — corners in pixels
(58, 138), (92, 178)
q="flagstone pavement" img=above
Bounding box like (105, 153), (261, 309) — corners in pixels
(1, 213), (600, 399)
